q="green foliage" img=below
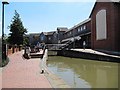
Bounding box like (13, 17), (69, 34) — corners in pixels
(3, 34), (8, 44)
(8, 10), (27, 45)
(0, 57), (9, 67)
(23, 36), (29, 46)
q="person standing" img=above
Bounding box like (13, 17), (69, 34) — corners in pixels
(23, 45), (31, 59)
(83, 41), (86, 50)
(36, 42), (41, 52)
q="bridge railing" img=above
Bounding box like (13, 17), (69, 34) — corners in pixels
(46, 44), (66, 50)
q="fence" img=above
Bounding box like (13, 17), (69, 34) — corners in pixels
(46, 44), (66, 50)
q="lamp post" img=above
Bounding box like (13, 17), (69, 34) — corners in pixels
(2, 0), (9, 60)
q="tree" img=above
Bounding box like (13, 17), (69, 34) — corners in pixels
(3, 34), (8, 44)
(8, 10), (27, 45)
(23, 36), (29, 46)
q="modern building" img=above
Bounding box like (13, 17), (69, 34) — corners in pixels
(39, 32), (48, 44)
(52, 31), (58, 44)
(90, 0), (120, 52)
(51, 27), (68, 44)
(62, 19), (91, 48)
(46, 31), (55, 44)
(26, 0), (120, 52)
(62, 0), (120, 51)
(57, 27), (68, 43)
(26, 33), (40, 45)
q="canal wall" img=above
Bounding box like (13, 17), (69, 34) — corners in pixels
(42, 49), (71, 88)
(57, 50), (120, 63)
(48, 50), (58, 56)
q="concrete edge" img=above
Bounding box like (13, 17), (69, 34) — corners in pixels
(44, 66), (71, 88)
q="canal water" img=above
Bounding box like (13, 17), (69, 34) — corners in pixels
(47, 56), (118, 88)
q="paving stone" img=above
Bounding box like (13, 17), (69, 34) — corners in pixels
(2, 51), (52, 88)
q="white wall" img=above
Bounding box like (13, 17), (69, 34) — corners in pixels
(96, 9), (107, 40)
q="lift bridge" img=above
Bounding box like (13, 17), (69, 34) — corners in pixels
(46, 41), (74, 50)
(46, 36), (81, 55)
(46, 44), (65, 51)
(46, 36), (81, 51)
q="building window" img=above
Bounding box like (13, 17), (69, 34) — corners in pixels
(83, 25), (86, 30)
(81, 27), (83, 31)
(41, 36), (44, 41)
(54, 34), (56, 38)
(67, 33), (69, 36)
(70, 32), (72, 35)
(49, 37), (51, 40)
(33, 35), (39, 40)
(78, 28), (80, 32)
(96, 9), (107, 40)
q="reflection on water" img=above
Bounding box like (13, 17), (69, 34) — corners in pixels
(47, 56), (118, 88)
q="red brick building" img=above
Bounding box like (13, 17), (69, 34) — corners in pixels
(90, 1), (120, 52)
(61, 18), (91, 48)
(26, 1), (120, 52)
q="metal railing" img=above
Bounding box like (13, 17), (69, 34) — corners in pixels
(46, 44), (66, 50)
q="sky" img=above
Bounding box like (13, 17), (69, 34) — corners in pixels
(0, 1), (96, 36)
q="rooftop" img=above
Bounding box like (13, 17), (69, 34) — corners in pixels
(57, 27), (68, 32)
(42, 31), (55, 36)
(65, 18), (91, 33)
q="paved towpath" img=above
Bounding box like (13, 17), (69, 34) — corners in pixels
(71, 49), (120, 58)
(2, 51), (52, 88)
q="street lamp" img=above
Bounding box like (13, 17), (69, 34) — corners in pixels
(2, 0), (9, 60)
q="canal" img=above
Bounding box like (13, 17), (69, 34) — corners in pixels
(47, 56), (118, 88)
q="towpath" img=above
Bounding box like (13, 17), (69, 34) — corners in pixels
(2, 51), (52, 88)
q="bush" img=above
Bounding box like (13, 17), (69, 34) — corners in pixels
(0, 57), (9, 67)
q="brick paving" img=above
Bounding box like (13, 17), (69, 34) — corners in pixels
(2, 51), (52, 88)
